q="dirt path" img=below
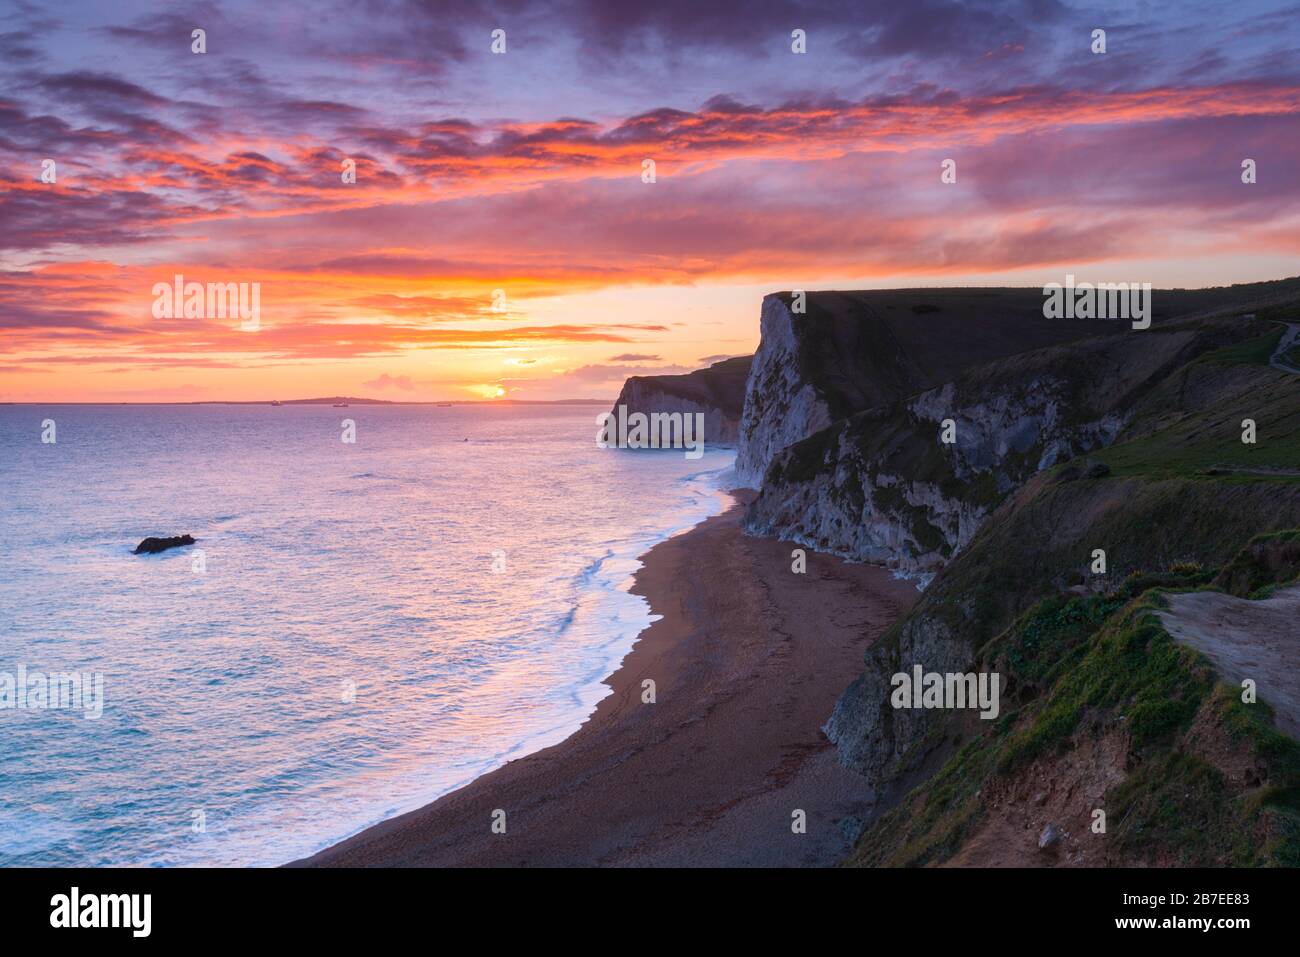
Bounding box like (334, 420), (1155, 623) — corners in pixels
(1268, 321), (1300, 375)
(1157, 584), (1300, 738)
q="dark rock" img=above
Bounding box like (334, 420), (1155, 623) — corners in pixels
(133, 535), (196, 555)
(1083, 458), (1111, 479)
(839, 815), (866, 845)
(1038, 823), (1062, 853)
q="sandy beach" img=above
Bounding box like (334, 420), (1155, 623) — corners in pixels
(295, 491), (918, 867)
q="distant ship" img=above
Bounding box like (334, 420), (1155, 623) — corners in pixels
(333, 402), (349, 408)
(270, 400), (283, 407)
(436, 402), (453, 407)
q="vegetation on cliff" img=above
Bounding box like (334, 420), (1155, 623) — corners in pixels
(610, 355), (752, 444)
(719, 275), (1300, 866)
(850, 534), (1300, 867)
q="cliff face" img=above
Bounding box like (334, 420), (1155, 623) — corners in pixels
(734, 296), (833, 486)
(817, 302), (1300, 809)
(728, 277), (1300, 865)
(827, 471), (1300, 784)
(610, 355), (751, 445)
(733, 288), (1131, 487)
(744, 322), (1242, 579)
(734, 279), (1300, 491)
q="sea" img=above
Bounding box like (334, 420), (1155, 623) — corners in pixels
(0, 403), (734, 866)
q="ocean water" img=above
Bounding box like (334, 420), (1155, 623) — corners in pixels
(0, 404), (734, 866)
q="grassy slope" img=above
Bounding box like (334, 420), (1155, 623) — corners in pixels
(754, 300), (1299, 579)
(844, 305), (1300, 865)
(1095, 323), (1300, 479)
(898, 309), (1300, 645)
(758, 281), (1300, 865)
(850, 541), (1300, 867)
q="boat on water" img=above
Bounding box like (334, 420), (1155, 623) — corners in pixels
(436, 402), (453, 407)
(270, 400), (283, 407)
(333, 403), (349, 408)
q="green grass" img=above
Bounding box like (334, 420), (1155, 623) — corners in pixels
(1088, 322), (1300, 481)
(838, 304), (1300, 867)
(850, 728), (999, 867)
(765, 420), (843, 485)
(996, 598), (1214, 771)
(898, 473), (1300, 681)
(850, 543), (1300, 867)
(1093, 375), (1300, 481)
(1107, 752), (1239, 864)
(1214, 529), (1300, 597)
(1257, 301), (1300, 324)
(1191, 327), (1285, 368)
(991, 593), (1125, 690)
(1109, 683), (1300, 866)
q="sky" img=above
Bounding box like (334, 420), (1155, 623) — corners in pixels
(2, 0), (1299, 402)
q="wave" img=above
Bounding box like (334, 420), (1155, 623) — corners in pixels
(280, 452), (736, 867)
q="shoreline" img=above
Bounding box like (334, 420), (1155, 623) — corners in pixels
(293, 491), (918, 866)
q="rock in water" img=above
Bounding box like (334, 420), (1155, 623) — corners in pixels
(133, 535), (196, 555)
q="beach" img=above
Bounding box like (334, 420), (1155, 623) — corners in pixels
(0, 403), (738, 866)
(296, 491), (918, 867)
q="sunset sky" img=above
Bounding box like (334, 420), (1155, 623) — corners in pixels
(3, 0), (1299, 402)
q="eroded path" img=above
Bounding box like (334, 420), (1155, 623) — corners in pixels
(1157, 584), (1300, 738)
(1269, 321), (1300, 374)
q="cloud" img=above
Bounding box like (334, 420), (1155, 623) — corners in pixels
(9, 67), (1297, 256)
(566, 0), (1066, 62)
(0, 174), (195, 251)
(36, 70), (169, 107)
(554, 362), (692, 383)
(8, 1), (1300, 397)
(363, 372), (416, 391)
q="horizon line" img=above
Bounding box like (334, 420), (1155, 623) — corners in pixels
(0, 398), (613, 406)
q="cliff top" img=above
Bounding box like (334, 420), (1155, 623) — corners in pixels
(760, 280), (1300, 421)
(615, 355), (752, 417)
